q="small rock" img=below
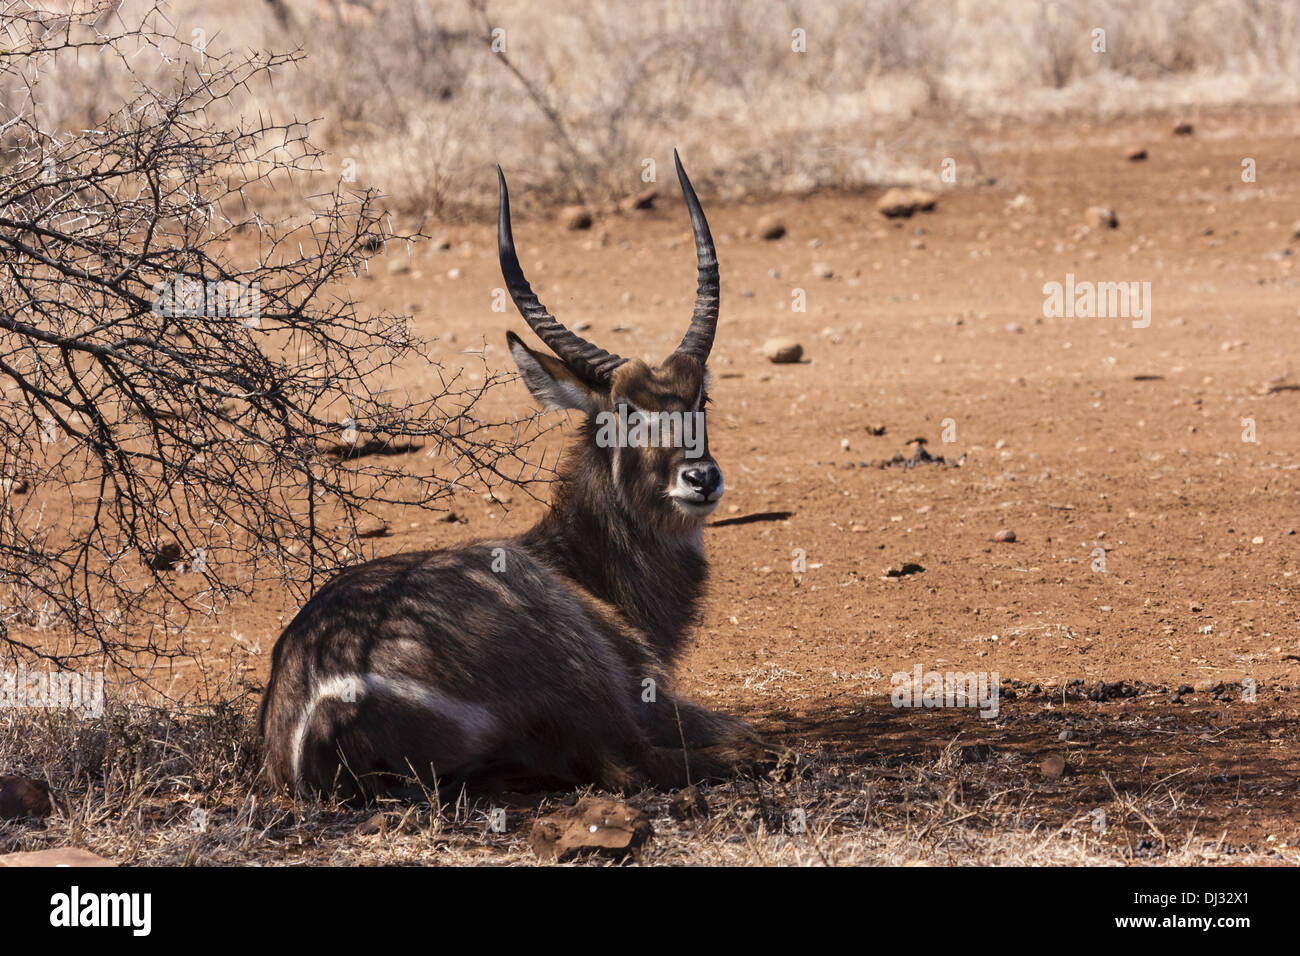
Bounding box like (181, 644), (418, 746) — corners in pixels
(865, 423), (887, 436)
(1085, 205), (1119, 229)
(762, 338), (803, 364)
(1125, 146), (1148, 161)
(883, 562), (925, 578)
(573, 320), (593, 331)
(348, 517), (389, 540)
(0, 775), (52, 820)
(1172, 121), (1194, 136)
(560, 206), (593, 230)
(756, 215), (786, 240)
(812, 262), (834, 279)
(1292, 219), (1300, 240)
(840, 438), (851, 451)
(668, 786), (708, 821)
(877, 187), (937, 219)
(618, 188), (657, 212)
(0, 848), (114, 867)
(147, 540), (184, 571)
(1005, 322), (1024, 334)
(1058, 729), (1080, 742)
(530, 796), (652, 861)
(1040, 754), (1067, 779)
(389, 259), (412, 275)
(356, 812), (390, 836)
(991, 529), (1016, 543)
(431, 235), (452, 251)
(959, 743), (995, 764)
(1, 477), (31, 495)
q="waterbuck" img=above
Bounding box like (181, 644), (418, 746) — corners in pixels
(259, 152), (759, 799)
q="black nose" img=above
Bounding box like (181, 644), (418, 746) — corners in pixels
(682, 464), (722, 498)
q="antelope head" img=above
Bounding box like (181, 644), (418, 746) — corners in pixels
(499, 151), (724, 528)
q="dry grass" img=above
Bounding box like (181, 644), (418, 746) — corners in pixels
(2, 695), (1295, 866)
(14, 0), (1300, 216)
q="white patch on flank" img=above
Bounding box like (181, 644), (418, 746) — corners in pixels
(290, 672), (497, 784)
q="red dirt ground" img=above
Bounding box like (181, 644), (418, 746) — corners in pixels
(15, 105), (1300, 854)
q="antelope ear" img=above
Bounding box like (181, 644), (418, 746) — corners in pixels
(507, 331), (599, 414)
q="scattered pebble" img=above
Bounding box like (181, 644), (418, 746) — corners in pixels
(1085, 205), (1119, 229)
(618, 189), (657, 212)
(668, 786), (709, 821)
(0, 775), (52, 820)
(883, 562), (925, 578)
(561, 205), (593, 230)
(756, 215), (786, 240)
(147, 540), (185, 571)
(762, 338), (804, 363)
(876, 187), (937, 219)
(1040, 754), (1067, 779)
(530, 797), (652, 861)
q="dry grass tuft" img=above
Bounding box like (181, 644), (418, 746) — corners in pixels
(14, 0), (1300, 216)
(3, 696), (1295, 866)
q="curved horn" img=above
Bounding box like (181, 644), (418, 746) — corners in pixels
(672, 149), (719, 362)
(497, 167), (626, 385)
